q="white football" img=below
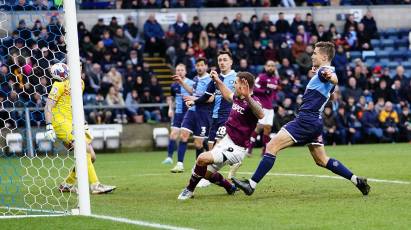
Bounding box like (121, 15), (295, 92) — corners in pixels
(50, 63), (70, 81)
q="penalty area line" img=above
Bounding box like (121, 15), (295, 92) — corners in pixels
(90, 214), (197, 230)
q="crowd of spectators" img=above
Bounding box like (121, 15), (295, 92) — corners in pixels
(2, 0), (411, 11)
(0, 8), (410, 143)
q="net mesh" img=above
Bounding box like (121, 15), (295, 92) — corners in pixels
(0, 2), (78, 216)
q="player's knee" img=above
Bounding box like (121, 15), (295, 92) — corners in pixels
(265, 141), (278, 155)
(196, 153), (211, 166)
(193, 140), (203, 149)
(314, 158), (328, 167)
(180, 131), (190, 141)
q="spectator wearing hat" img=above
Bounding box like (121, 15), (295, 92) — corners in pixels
(217, 16), (234, 42)
(275, 12), (290, 34)
(303, 13), (317, 36)
(399, 105), (411, 142)
(123, 16), (140, 44)
(290, 13), (304, 36)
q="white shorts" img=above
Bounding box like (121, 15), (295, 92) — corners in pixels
(258, 108), (274, 126)
(207, 135), (247, 173)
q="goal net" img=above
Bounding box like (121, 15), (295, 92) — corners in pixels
(0, 1), (89, 217)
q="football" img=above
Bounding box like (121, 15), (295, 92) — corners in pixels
(50, 63), (70, 81)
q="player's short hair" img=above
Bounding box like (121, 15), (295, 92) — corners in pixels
(237, 71), (255, 88)
(176, 63), (186, 69)
(315, 41), (335, 61)
(217, 50), (233, 60)
(196, 57), (207, 65)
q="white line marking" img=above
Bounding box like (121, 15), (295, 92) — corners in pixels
(91, 214), (196, 230)
(0, 214), (66, 219)
(232, 172), (411, 185)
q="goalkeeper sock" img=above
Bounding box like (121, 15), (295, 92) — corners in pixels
(87, 154), (99, 184)
(177, 141), (187, 163)
(65, 167), (77, 185)
(167, 139), (176, 158)
(325, 158), (353, 181)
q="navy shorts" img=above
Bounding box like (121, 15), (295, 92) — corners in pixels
(282, 115), (324, 145)
(171, 112), (185, 128)
(208, 118), (227, 143)
(181, 110), (210, 138)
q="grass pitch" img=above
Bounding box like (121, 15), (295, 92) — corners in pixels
(1, 143), (411, 229)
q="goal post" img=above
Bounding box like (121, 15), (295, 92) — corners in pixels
(0, 0), (90, 217)
(63, 0), (91, 216)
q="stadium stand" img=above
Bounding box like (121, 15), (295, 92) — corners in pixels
(0, 2), (410, 146)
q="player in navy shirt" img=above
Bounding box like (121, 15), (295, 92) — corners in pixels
(233, 42), (370, 196)
(191, 51), (236, 150)
(178, 71), (264, 200)
(169, 58), (213, 173)
(163, 64), (195, 165)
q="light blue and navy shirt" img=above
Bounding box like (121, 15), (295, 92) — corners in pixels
(190, 73), (212, 112)
(205, 70), (236, 119)
(171, 77), (195, 114)
(299, 66), (336, 118)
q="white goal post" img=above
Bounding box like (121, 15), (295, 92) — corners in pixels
(63, 0), (91, 216)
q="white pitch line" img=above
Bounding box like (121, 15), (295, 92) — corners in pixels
(91, 214), (196, 230)
(232, 172), (411, 185)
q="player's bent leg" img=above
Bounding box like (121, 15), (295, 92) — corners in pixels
(233, 130), (295, 196)
(308, 145), (370, 195)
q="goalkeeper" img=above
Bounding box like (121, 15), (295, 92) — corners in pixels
(45, 63), (116, 194)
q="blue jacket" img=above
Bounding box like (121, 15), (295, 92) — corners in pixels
(361, 110), (380, 129)
(143, 20), (165, 40)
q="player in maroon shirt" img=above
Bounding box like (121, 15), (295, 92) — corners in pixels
(247, 60), (280, 156)
(178, 71), (264, 200)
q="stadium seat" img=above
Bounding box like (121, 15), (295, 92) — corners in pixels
(6, 133), (23, 154)
(381, 39), (394, 48)
(104, 129), (121, 150)
(376, 50), (389, 59)
(388, 61), (400, 69)
(365, 59), (376, 68)
(350, 51), (362, 60)
(91, 129), (105, 150)
(35, 132), (53, 153)
(362, 50), (375, 60)
(370, 39), (381, 48)
(153, 128), (169, 148)
(401, 61), (411, 69)
(89, 124), (123, 150)
(377, 58), (390, 67)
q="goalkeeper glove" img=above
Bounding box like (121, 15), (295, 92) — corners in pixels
(45, 123), (56, 142)
(84, 122), (94, 140)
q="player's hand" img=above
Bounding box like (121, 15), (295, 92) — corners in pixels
(210, 70), (220, 83)
(185, 100), (195, 108)
(172, 75), (183, 83)
(238, 78), (251, 98)
(321, 68), (334, 80)
(45, 124), (56, 142)
(84, 122), (94, 140)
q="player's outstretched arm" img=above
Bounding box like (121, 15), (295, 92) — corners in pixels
(239, 79), (264, 119)
(210, 70), (233, 103)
